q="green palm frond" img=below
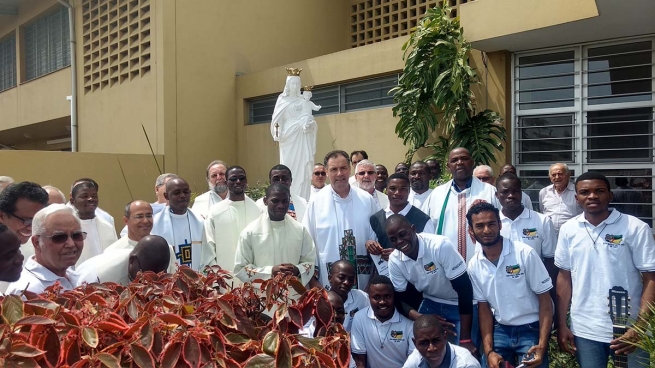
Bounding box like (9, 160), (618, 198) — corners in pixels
(451, 110), (506, 165)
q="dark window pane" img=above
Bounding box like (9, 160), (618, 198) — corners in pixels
(594, 168), (653, 226)
(518, 51), (575, 78)
(250, 94), (278, 124)
(343, 76), (396, 111)
(518, 115), (574, 163)
(519, 169), (576, 211)
(310, 86), (339, 116)
(587, 108), (653, 162)
(518, 51), (575, 109)
(519, 74), (574, 90)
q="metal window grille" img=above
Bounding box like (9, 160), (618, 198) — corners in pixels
(24, 6), (70, 81)
(513, 37), (655, 224)
(0, 35), (16, 92)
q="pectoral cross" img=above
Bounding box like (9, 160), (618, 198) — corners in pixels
(274, 122), (279, 138)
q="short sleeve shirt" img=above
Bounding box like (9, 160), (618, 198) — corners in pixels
(351, 307), (415, 368)
(500, 208), (556, 258)
(343, 289), (370, 332)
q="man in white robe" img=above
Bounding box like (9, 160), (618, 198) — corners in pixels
(69, 181), (117, 267)
(422, 148), (500, 263)
(354, 159), (388, 211)
(235, 183), (315, 285)
(202, 166), (261, 273)
(255, 164), (307, 222)
(68, 178), (115, 227)
(77, 235), (171, 286)
(407, 161), (433, 209)
(107, 200), (177, 273)
(302, 150), (378, 290)
(192, 160), (229, 220)
(310, 163), (327, 201)
(119, 173), (177, 238)
(151, 178), (204, 271)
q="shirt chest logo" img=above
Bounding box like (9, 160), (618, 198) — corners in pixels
(505, 264), (524, 278)
(423, 262), (438, 273)
(604, 234), (624, 248)
(390, 330), (404, 341)
(522, 228), (538, 239)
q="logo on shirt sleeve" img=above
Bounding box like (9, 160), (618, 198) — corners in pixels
(423, 262), (437, 273)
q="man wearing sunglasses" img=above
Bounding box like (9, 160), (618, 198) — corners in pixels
(310, 163), (327, 201)
(354, 159), (389, 211)
(349, 150), (368, 185)
(6, 204), (84, 295)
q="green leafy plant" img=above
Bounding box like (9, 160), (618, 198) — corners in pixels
(391, 4), (506, 165)
(246, 181), (269, 201)
(0, 267), (349, 367)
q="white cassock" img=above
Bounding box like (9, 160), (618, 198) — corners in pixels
(202, 197), (262, 273)
(76, 249), (133, 286)
(191, 191), (225, 220)
(151, 207), (204, 271)
(255, 194), (307, 222)
(302, 185), (378, 289)
(77, 216), (117, 267)
(309, 185), (324, 201)
(65, 203), (114, 227)
(408, 188), (433, 209)
(421, 178), (500, 263)
(372, 190), (389, 211)
(104, 236), (178, 273)
(234, 212), (316, 285)
(119, 202), (167, 238)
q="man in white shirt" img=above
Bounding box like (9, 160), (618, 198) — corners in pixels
(499, 164), (534, 211)
(68, 178), (115, 227)
(106, 200), (177, 273)
(355, 159), (389, 210)
(0, 182), (48, 262)
(351, 275), (415, 368)
(43, 185), (66, 205)
(310, 163), (327, 200)
(77, 235), (171, 286)
(302, 150), (378, 290)
(70, 181), (117, 267)
(152, 178), (204, 271)
(466, 202), (552, 368)
(556, 172), (655, 368)
(7, 204), (84, 295)
(192, 160), (228, 220)
(375, 164), (389, 194)
(152, 173), (177, 216)
(328, 260), (370, 332)
(403, 315), (481, 368)
(538, 163), (581, 236)
(349, 150), (368, 185)
(409, 161), (433, 209)
(235, 183), (315, 285)
(0, 223), (25, 284)
(255, 164), (308, 221)
(203, 166), (261, 273)
(422, 148), (500, 263)
(386, 214), (476, 356)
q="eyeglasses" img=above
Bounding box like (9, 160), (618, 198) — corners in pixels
(131, 214), (154, 220)
(313, 172), (327, 177)
(9, 213), (33, 226)
(44, 231), (87, 244)
(357, 171), (376, 176)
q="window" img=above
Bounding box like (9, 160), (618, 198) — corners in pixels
(513, 37), (655, 224)
(247, 74), (398, 125)
(0, 34), (16, 92)
(24, 6), (71, 81)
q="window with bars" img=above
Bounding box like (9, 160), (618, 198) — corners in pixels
(513, 37), (655, 224)
(24, 6), (71, 82)
(247, 74), (398, 125)
(0, 34), (16, 92)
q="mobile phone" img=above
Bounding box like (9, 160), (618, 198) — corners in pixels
(516, 352), (536, 368)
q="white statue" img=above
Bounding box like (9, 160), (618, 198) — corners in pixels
(271, 68), (321, 200)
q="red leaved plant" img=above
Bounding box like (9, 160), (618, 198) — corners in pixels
(0, 266), (351, 368)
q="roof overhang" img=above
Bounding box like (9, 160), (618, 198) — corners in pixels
(460, 0), (655, 52)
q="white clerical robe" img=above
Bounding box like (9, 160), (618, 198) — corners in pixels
(408, 188), (433, 209)
(302, 185), (378, 289)
(234, 212), (316, 285)
(77, 217), (117, 267)
(255, 194), (307, 222)
(192, 191), (225, 220)
(202, 197), (262, 273)
(421, 178), (500, 263)
(151, 207), (204, 271)
(76, 249), (133, 286)
(372, 190), (389, 211)
(104, 236), (178, 273)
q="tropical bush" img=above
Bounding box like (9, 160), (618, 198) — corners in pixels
(0, 267), (348, 367)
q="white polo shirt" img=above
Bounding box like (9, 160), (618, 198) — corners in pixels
(344, 289), (370, 332)
(389, 233), (467, 305)
(555, 210), (655, 343)
(6, 256), (81, 295)
(403, 342), (481, 368)
(499, 207), (556, 258)
(468, 238), (552, 326)
(351, 307), (415, 368)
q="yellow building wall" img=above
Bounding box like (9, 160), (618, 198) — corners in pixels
(0, 151), (164, 233)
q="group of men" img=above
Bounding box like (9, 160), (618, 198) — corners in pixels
(0, 146), (652, 368)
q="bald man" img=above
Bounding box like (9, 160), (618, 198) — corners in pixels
(77, 235), (171, 286)
(43, 185), (66, 205)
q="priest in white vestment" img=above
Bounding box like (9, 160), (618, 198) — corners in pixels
(67, 178), (115, 227)
(309, 163), (328, 201)
(202, 166), (262, 273)
(421, 148), (500, 263)
(407, 161), (433, 209)
(302, 151), (378, 290)
(235, 184), (315, 285)
(119, 174), (177, 238)
(353, 160), (388, 211)
(255, 164), (307, 221)
(151, 178), (204, 271)
(69, 182), (117, 267)
(192, 160), (229, 220)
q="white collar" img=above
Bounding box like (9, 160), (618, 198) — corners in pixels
(576, 209), (622, 226)
(24, 256), (78, 282)
(365, 306), (401, 324)
(384, 202), (412, 217)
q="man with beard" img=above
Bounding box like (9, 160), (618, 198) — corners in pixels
(203, 166), (261, 274)
(310, 163), (327, 200)
(255, 165), (307, 221)
(0, 224), (25, 287)
(192, 160), (229, 219)
(408, 161), (433, 209)
(351, 275), (415, 368)
(375, 164), (389, 194)
(355, 160), (389, 210)
(70, 181), (117, 266)
(466, 202), (552, 368)
(151, 178), (204, 271)
(403, 314), (480, 368)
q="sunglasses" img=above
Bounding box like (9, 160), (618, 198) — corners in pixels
(313, 172), (327, 177)
(44, 231), (87, 244)
(357, 171), (376, 176)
